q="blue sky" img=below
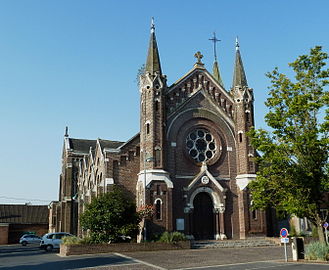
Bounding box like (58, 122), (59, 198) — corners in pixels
(0, 0), (328, 204)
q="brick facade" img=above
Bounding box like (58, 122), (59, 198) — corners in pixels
(52, 24), (270, 240)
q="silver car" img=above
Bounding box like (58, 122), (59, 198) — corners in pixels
(19, 234), (41, 246)
(39, 232), (72, 251)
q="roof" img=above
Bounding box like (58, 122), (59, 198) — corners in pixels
(0, 204), (49, 224)
(99, 139), (125, 149)
(69, 138), (96, 153)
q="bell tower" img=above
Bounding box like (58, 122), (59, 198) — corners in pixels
(232, 38), (257, 239)
(137, 19), (173, 235)
(139, 18), (166, 171)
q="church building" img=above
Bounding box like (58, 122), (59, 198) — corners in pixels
(50, 21), (271, 240)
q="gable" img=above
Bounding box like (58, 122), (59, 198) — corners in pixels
(166, 68), (234, 120)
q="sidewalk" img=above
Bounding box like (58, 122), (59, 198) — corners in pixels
(121, 246), (292, 269)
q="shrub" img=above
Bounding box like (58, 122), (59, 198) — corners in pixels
(158, 231), (186, 243)
(79, 186), (140, 243)
(62, 236), (81, 245)
(305, 241), (329, 261)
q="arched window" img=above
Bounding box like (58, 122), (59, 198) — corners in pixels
(155, 199), (162, 220)
(238, 131), (243, 143)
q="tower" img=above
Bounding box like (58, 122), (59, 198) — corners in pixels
(232, 38), (260, 239)
(137, 19), (173, 235)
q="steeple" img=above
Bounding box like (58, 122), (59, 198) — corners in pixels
(209, 32), (224, 88)
(145, 17), (162, 75)
(213, 60), (224, 88)
(232, 37), (248, 88)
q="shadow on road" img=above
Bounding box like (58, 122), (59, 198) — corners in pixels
(0, 254), (133, 270)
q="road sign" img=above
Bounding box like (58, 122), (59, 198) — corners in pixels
(323, 222), (328, 229)
(280, 228), (288, 238)
(281, 238), (289, 243)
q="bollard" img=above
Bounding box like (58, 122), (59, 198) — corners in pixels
(291, 237), (304, 261)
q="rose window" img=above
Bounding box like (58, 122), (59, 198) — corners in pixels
(186, 129), (216, 163)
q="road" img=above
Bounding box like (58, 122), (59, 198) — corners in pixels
(0, 244), (328, 270)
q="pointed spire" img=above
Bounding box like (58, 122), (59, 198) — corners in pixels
(213, 60), (224, 87)
(232, 37), (248, 88)
(145, 17), (162, 75)
(209, 32), (224, 87)
(64, 126), (69, 137)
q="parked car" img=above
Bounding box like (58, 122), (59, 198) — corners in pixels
(39, 232), (72, 251)
(19, 234), (41, 246)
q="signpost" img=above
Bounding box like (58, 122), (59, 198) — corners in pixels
(323, 222), (328, 244)
(280, 228), (289, 262)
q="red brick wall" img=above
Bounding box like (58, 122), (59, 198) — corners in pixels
(0, 224), (9, 245)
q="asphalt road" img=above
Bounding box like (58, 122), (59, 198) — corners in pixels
(0, 244), (328, 270)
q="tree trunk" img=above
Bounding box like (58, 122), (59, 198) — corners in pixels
(317, 224), (326, 243)
(315, 213), (326, 243)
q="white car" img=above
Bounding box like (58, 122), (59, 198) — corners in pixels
(19, 234), (41, 246)
(39, 232), (72, 251)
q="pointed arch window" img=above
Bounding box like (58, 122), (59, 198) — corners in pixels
(155, 199), (162, 220)
(238, 131), (243, 143)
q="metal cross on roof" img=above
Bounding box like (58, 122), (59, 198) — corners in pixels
(194, 51), (203, 64)
(209, 32), (221, 61)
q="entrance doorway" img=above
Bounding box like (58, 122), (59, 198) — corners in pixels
(192, 192), (214, 240)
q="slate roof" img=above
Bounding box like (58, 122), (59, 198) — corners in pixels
(0, 204), (48, 224)
(99, 139), (124, 149)
(69, 138), (96, 153)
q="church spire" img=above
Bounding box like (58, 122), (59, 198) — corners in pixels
(145, 17), (162, 75)
(232, 37), (248, 88)
(209, 32), (224, 88)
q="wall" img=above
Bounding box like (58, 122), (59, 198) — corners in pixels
(60, 241), (191, 256)
(0, 224), (9, 245)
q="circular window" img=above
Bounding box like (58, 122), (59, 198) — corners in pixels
(186, 129), (216, 163)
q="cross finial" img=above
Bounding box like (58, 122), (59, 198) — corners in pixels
(194, 51), (203, 64)
(209, 32), (221, 61)
(151, 17), (155, 33)
(235, 36), (240, 51)
(64, 126), (69, 137)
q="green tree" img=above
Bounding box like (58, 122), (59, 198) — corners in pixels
(249, 46), (329, 243)
(79, 186), (140, 243)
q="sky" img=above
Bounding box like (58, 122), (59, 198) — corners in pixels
(0, 0), (328, 205)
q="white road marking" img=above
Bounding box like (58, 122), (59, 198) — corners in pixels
(114, 252), (167, 270)
(173, 260), (285, 270)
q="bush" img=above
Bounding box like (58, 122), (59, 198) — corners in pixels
(158, 231), (187, 243)
(305, 241), (329, 261)
(79, 186), (140, 243)
(62, 236), (81, 245)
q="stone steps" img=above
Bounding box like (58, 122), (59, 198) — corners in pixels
(192, 238), (279, 249)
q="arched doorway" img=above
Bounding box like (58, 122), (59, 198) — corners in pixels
(192, 192), (214, 240)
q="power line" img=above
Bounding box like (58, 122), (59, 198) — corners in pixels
(0, 195), (50, 203)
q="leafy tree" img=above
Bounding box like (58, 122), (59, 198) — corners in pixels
(79, 186), (140, 243)
(249, 46), (329, 243)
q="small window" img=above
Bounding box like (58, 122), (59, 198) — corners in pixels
(146, 123), (150, 134)
(155, 100), (159, 111)
(156, 185), (160, 196)
(252, 210), (257, 220)
(246, 112), (250, 122)
(155, 200), (162, 220)
(239, 133), (243, 143)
